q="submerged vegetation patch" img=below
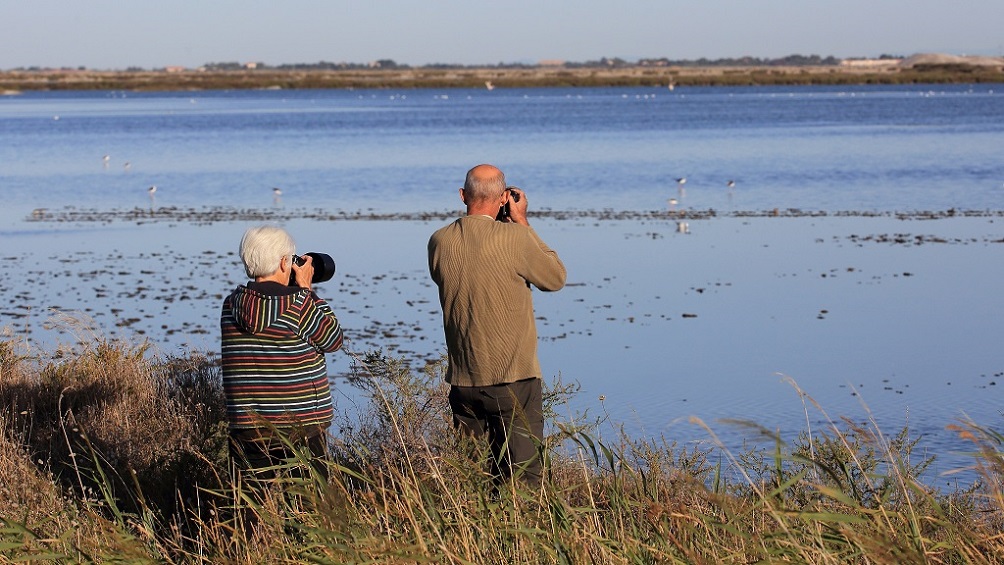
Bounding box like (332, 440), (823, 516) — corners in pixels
(24, 205), (1004, 225)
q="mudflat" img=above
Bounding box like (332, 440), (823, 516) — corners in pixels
(2, 62), (1003, 92)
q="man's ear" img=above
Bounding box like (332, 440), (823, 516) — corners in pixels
(458, 187), (467, 204)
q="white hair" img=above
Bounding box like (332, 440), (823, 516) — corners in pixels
(239, 225), (295, 278)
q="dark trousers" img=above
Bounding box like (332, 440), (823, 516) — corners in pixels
(449, 378), (544, 485)
(227, 425), (330, 531)
(229, 425), (330, 483)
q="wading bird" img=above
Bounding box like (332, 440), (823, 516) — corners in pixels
(147, 185), (157, 208)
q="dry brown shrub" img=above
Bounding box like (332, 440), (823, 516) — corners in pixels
(0, 429), (73, 527)
(0, 422), (159, 560)
(0, 335), (227, 520)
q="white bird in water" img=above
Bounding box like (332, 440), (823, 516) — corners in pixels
(272, 187), (283, 206)
(272, 187), (283, 196)
(147, 185), (157, 209)
(676, 177), (687, 186)
(148, 185), (157, 195)
(727, 180), (736, 189)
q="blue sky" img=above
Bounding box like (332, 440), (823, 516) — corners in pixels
(2, 0), (1002, 69)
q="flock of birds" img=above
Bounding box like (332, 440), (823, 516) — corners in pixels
(670, 176), (738, 234)
(144, 184), (283, 205)
(102, 154), (131, 171)
(146, 184), (284, 206)
(107, 154), (740, 219)
(666, 178), (738, 236)
(103, 155), (287, 207)
(674, 176), (736, 189)
(673, 176), (737, 192)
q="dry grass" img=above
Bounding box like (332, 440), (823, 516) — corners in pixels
(3, 334), (1004, 563)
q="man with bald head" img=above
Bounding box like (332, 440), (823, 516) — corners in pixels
(428, 164), (566, 485)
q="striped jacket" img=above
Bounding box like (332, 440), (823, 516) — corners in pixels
(220, 281), (343, 430)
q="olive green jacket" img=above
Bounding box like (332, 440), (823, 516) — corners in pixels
(429, 215), (566, 387)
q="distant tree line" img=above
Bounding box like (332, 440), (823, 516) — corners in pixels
(198, 54), (848, 72)
(200, 60), (544, 71)
(202, 60), (407, 71)
(10, 54), (905, 73)
(633, 54), (842, 67)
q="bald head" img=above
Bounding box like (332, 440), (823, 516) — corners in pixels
(463, 164), (506, 205)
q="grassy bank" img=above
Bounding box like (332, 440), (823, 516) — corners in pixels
(2, 63), (1003, 92)
(2, 335), (1004, 563)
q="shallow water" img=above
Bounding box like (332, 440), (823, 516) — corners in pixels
(2, 84), (1003, 219)
(3, 212), (1002, 487)
(2, 85), (1003, 487)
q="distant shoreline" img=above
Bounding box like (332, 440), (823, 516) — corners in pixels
(3, 63), (1003, 92)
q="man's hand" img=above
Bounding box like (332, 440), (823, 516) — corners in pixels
(507, 187), (529, 226)
(291, 254), (314, 290)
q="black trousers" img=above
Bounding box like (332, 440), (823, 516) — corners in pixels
(229, 424), (330, 483)
(449, 378), (544, 485)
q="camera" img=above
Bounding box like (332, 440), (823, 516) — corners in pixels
(495, 186), (520, 222)
(289, 252), (336, 287)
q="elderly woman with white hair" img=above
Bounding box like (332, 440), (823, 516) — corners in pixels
(220, 225), (343, 480)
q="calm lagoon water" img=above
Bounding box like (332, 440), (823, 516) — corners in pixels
(2, 84), (1003, 485)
